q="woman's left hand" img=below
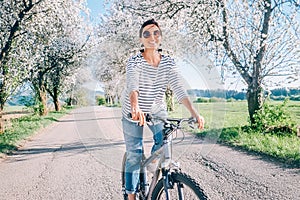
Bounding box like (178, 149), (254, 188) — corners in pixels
(180, 97), (205, 130)
(195, 114), (205, 130)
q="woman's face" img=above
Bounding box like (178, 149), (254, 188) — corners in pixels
(140, 24), (162, 50)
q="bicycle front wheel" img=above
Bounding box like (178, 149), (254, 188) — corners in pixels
(151, 172), (207, 200)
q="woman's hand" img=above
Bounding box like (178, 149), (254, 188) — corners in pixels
(129, 90), (145, 126)
(181, 97), (205, 130)
(194, 114), (205, 130)
(131, 106), (145, 126)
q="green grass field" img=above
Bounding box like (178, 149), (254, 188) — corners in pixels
(0, 108), (69, 155)
(170, 100), (300, 167)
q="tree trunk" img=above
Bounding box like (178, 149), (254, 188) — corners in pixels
(53, 87), (61, 111)
(0, 68), (7, 133)
(38, 85), (48, 116)
(106, 94), (113, 105)
(0, 110), (4, 134)
(54, 99), (60, 111)
(246, 84), (263, 125)
(165, 86), (174, 112)
(67, 89), (74, 106)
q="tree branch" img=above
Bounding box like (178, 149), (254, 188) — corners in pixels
(0, 0), (45, 66)
(253, 0), (272, 83)
(219, 0), (252, 85)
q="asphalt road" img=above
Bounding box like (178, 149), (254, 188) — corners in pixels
(0, 106), (299, 200)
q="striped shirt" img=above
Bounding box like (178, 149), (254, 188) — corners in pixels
(121, 53), (188, 118)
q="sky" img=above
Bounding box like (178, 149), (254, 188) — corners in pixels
(86, 0), (106, 21)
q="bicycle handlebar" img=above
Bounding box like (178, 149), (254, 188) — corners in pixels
(127, 113), (196, 129)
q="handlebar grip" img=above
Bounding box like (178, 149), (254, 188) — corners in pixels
(127, 113), (152, 122)
(188, 117), (197, 129)
(189, 117), (197, 123)
(127, 113), (132, 119)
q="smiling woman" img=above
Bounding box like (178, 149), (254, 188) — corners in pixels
(121, 19), (205, 200)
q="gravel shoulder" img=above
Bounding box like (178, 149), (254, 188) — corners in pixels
(173, 140), (300, 199)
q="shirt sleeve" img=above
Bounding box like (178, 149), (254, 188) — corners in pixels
(168, 57), (189, 103)
(126, 56), (139, 94)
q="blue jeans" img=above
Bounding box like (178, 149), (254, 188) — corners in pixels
(122, 117), (163, 194)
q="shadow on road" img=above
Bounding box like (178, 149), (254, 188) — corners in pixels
(46, 116), (123, 123)
(7, 139), (125, 162)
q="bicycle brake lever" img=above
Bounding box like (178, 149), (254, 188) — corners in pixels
(145, 114), (152, 122)
(189, 123), (195, 129)
(127, 113), (152, 123)
(188, 117), (196, 129)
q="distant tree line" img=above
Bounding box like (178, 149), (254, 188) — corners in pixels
(188, 87), (300, 101)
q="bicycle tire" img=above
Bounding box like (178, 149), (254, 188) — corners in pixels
(121, 153), (128, 200)
(151, 172), (208, 200)
(121, 153), (148, 200)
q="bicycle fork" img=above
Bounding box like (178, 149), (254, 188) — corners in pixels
(162, 169), (176, 200)
(162, 169), (186, 200)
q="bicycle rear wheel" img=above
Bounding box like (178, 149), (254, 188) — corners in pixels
(121, 153), (128, 200)
(151, 172), (207, 200)
(121, 153), (148, 200)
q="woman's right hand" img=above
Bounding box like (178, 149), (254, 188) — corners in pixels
(131, 106), (145, 126)
(129, 90), (145, 126)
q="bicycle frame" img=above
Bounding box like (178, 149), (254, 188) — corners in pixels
(139, 122), (179, 200)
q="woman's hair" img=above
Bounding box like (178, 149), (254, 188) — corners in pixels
(139, 19), (162, 38)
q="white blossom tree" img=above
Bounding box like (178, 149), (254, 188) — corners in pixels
(1, 0), (92, 118)
(44, 36), (91, 111)
(26, 0), (91, 115)
(62, 65), (95, 107)
(93, 40), (128, 105)
(0, 0), (45, 111)
(112, 0), (300, 124)
(93, 7), (141, 104)
(0, 0), (47, 131)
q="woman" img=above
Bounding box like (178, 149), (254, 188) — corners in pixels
(122, 19), (205, 200)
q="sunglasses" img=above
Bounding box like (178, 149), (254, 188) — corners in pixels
(143, 30), (161, 38)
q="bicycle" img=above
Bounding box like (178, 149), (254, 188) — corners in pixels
(121, 114), (208, 200)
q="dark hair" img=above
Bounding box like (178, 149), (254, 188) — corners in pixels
(139, 19), (162, 38)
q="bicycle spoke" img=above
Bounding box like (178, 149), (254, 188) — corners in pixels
(157, 183), (200, 199)
(151, 172), (207, 200)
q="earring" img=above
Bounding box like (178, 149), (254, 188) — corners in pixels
(158, 44), (162, 52)
(140, 44), (144, 53)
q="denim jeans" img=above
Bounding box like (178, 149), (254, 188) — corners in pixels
(122, 117), (163, 194)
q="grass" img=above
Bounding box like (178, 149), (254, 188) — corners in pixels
(0, 107), (71, 154)
(169, 100), (300, 167)
(3, 106), (27, 112)
(236, 131), (300, 163)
